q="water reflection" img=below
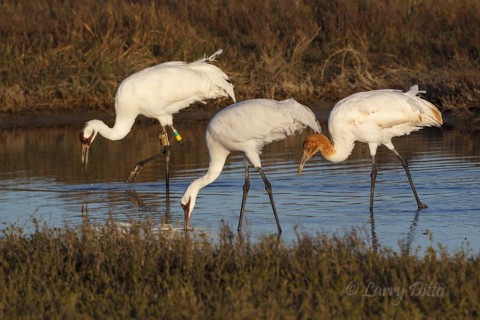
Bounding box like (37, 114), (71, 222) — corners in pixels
(369, 211), (379, 252)
(399, 211), (421, 255)
(0, 117), (479, 254)
(369, 209), (422, 255)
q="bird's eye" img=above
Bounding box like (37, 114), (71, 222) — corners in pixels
(79, 132), (86, 143)
(79, 132), (94, 145)
(181, 198), (191, 213)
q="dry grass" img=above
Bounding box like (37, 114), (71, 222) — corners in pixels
(0, 219), (479, 319)
(1, 0), (479, 124)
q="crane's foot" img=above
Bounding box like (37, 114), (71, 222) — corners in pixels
(417, 203), (428, 210)
(125, 164), (144, 183)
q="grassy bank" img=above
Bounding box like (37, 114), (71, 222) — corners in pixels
(1, 0), (479, 125)
(0, 220), (479, 319)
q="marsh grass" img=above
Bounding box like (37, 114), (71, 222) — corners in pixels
(0, 219), (478, 319)
(1, 0), (479, 125)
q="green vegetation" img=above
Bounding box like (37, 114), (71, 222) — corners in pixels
(1, 0), (479, 125)
(0, 220), (478, 319)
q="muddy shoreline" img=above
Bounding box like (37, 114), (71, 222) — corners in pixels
(0, 106), (459, 130)
(0, 109), (217, 130)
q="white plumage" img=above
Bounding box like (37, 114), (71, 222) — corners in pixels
(79, 49), (235, 173)
(181, 98), (321, 233)
(298, 85), (443, 211)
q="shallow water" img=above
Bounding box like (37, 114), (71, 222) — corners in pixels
(0, 115), (479, 254)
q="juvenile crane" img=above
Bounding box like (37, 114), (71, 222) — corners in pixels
(79, 49), (236, 191)
(181, 98), (321, 233)
(298, 85), (442, 211)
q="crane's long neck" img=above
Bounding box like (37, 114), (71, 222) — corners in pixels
(318, 133), (355, 163)
(182, 143), (230, 215)
(92, 114), (136, 141)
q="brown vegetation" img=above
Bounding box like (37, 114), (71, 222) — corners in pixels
(1, 0), (479, 126)
(0, 220), (479, 318)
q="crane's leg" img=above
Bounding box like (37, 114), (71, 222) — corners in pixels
(369, 155), (377, 213)
(392, 149), (427, 210)
(125, 126), (182, 184)
(257, 167), (282, 234)
(238, 157), (250, 232)
(368, 143), (379, 213)
(163, 125), (184, 197)
(165, 145), (171, 197)
(125, 149), (167, 183)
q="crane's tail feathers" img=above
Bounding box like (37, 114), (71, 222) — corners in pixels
(190, 49), (235, 102)
(283, 99), (321, 133)
(407, 85), (426, 95)
(207, 49), (223, 61)
(405, 85), (443, 127)
(198, 49), (223, 63)
(420, 102), (443, 127)
(315, 119), (322, 133)
(225, 84), (236, 103)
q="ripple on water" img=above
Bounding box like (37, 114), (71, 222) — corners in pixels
(0, 124), (478, 254)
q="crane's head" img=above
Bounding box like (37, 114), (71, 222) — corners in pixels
(180, 182), (201, 231)
(79, 121), (99, 170)
(298, 133), (329, 175)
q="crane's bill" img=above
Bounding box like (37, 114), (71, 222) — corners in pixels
(297, 150), (312, 176)
(81, 144), (89, 170)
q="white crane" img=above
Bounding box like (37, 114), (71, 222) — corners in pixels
(298, 85), (443, 212)
(180, 98), (321, 233)
(79, 49), (236, 192)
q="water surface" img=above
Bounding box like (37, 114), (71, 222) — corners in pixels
(0, 115), (479, 254)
